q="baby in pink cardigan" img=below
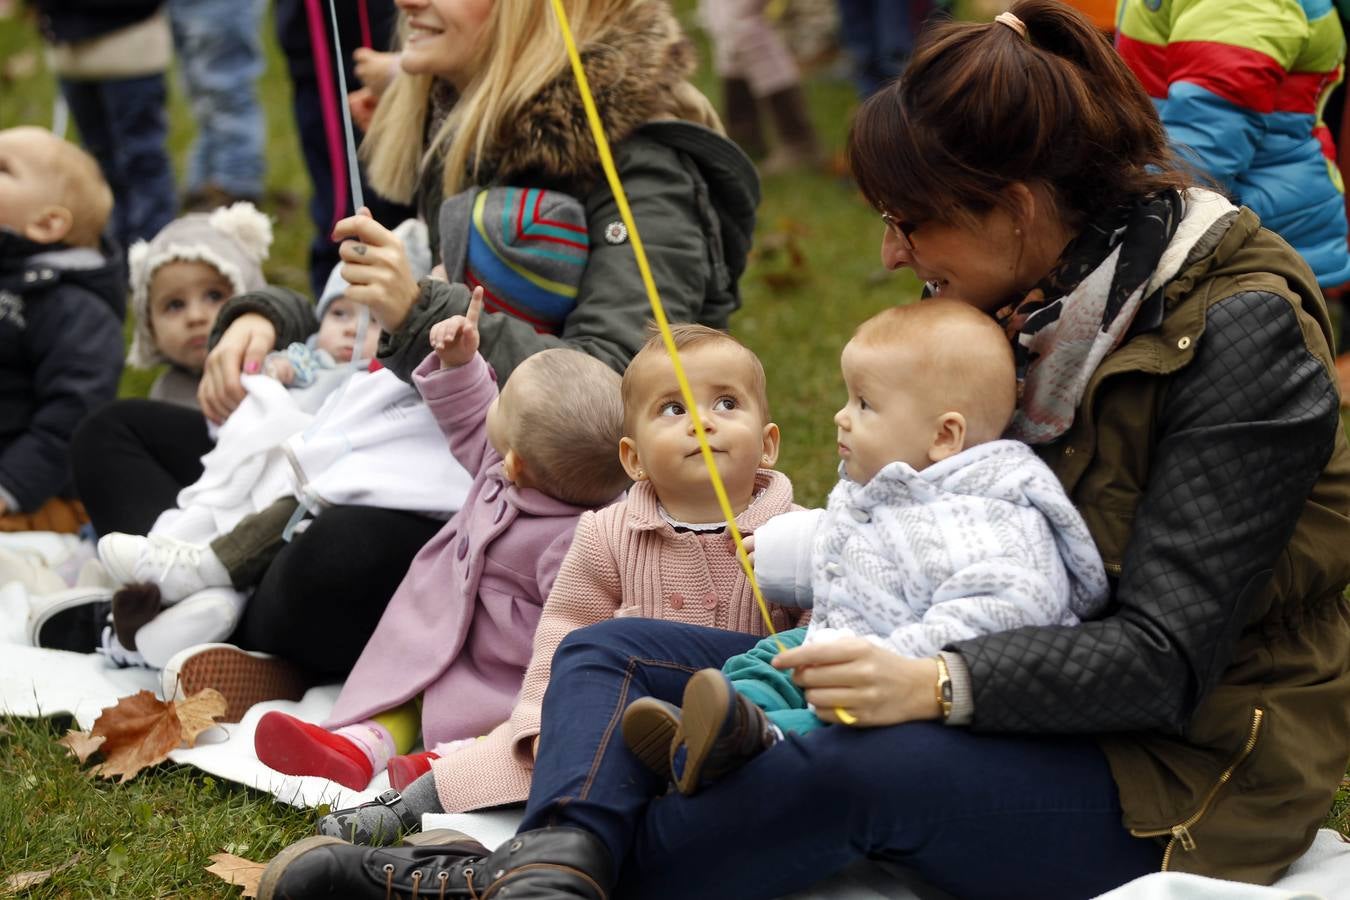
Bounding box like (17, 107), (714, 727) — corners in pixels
(319, 323), (805, 844)
(252, 289), (631, 793)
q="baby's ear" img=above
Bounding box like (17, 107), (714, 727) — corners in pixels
(929, 412), (967, 463)
(24, 205), (73, 244)
(502, 449), (529, 487)
(618, 437), (645, 482)
(759, 422), (781, 468)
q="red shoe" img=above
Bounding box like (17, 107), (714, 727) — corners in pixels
(387, 750), (439, 791)
(253, 711), (374, 790)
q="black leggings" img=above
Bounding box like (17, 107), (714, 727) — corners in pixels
(72, 399), (212, 536)
(72, 399), (441, 677)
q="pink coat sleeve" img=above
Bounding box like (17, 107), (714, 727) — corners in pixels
(411, 351), (500, 476)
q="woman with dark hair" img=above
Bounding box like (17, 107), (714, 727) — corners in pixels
(258, 2), (1350, 897)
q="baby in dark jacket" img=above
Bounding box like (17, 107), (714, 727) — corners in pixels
(0, 127), (124, 532)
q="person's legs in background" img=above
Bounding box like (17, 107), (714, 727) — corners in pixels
(701, 0), (822, 173)
(272, 0), (413, 298)
(168, 0), (267, 208)
(60, 75), (177, 248)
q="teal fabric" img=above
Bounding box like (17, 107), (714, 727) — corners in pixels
(722, 626), (822, 734)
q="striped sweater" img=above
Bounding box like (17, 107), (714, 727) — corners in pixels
(1116, 0), (1350, 287)
(431, 469), (802, 813)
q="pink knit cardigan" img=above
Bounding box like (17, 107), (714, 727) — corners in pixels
(431, 469), (802, 812)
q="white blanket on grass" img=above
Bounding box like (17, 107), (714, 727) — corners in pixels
(1, 638), (1347, 899)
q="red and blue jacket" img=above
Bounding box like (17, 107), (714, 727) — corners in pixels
(1117, 0), (1350, 288)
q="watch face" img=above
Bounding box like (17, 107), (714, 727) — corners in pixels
(941, 682), (953, 702)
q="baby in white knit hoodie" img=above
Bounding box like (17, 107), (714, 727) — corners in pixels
(623, 299), (1110, 795)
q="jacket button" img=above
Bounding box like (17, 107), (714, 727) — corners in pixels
(1063, 446), (1075, 457)
(22, 271), (36, 282)
(669, 592), (684, 609)
(483, 482), (502, 502)
(703, 591), (718, 609)
(825, 561), (844, 578)
(456, 535), (470, 560)
(849, 507), (870, 523)
(40, 268), (53, 279)
(1177, 336), (1192, 350)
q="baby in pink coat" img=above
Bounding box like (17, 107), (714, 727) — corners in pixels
(252, 289), (630, 791)
(316, 324), (805, 845)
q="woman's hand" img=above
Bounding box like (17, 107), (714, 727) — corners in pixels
(429, 287), (484, 369)
(332, 207), (420, 335)
(198, 312), (277, 424)
(772, 637), (942, 727)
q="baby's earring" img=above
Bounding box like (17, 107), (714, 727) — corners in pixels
(761, 455), (772, 464)
(635, 468), (646, 480)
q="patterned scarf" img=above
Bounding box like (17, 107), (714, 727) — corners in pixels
(1003, 190), (1182, 444)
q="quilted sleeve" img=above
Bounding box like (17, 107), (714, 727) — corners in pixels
(952, 291), (1339, 733)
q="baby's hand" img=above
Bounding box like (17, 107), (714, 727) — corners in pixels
(740, 533), (755, 564)
(429, 287), (485, 369)
(264, 356), (296, 386)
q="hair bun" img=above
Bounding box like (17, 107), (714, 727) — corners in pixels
(207, 201), (274, 263)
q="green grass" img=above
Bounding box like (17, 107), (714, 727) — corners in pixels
(1, 1), (1346, 895)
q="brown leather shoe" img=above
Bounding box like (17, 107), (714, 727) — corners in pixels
(673, 668), (778, 795)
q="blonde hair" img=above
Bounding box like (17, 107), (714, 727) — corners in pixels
(8, 128), (112, 248)
(509, 348), (630, 506)
(363, 0), (711, 202)
(852, 301), (1016, 445)
(620, 323), (768, 436)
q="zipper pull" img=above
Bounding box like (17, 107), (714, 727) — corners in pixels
(1171, 824), (1197, 852)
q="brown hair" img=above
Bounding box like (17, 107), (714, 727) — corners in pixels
(508, 349), (630, 507)
(847, 0), (1192, 231)
(620, 323), (769, 436)
(853, 301), (1015, 445)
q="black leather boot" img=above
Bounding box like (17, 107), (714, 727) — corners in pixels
(259, 826), (614, 899)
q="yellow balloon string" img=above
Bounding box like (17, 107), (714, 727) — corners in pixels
(546, 0), (856, 726)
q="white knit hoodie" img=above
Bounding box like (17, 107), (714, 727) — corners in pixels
(753, 439), (1109, 657)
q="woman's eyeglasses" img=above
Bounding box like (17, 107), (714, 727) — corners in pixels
(880, 212), (919, 252)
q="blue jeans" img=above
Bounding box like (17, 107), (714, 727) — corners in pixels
(522, 618), (1163, 900)
(61, 74), (177, 247)
(836, 0), (932, 97)
(168, 0), (266, 198)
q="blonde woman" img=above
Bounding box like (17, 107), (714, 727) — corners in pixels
(206, 0), (756, 407)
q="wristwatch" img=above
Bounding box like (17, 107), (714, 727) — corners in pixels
(933, 654), (953, 722)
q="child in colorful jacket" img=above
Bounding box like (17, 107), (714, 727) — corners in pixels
(1116, 0), (1350, 288)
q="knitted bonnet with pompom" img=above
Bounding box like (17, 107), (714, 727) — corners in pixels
(126, 202), (273, 367)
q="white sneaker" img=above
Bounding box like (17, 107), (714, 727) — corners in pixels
(97, 625), (150, 669)
(97, 533), (231, 603)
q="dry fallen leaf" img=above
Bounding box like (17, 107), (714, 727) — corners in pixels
(176, 688), (227, 747)
(4, 853), (80, 892)
(88, 691), (182, 783)
(57, 729), (106, 763)
(205, 852), (265, 897)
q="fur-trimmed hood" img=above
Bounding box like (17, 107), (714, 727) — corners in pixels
(422, 0), (722, 199)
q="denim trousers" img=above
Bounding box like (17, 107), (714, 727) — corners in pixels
(168, 0), (266, 198)
(61, 74), (177, 247)
(521, 618), (1163, 900)
(836, 0), (928, 97)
